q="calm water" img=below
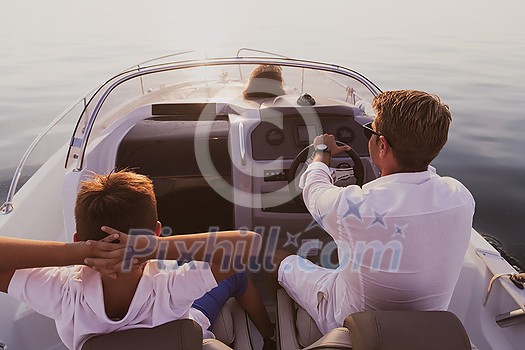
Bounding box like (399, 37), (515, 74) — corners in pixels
(1, 0), (524, 267)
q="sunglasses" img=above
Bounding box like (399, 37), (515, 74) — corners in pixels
(362, 122), (393, 147)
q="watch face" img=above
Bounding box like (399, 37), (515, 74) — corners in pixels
(316, 144), (328, 151)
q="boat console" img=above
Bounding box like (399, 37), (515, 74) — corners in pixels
(108, 95), (377, 271)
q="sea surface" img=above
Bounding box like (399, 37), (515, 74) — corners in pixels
(1, 0), (524, 268)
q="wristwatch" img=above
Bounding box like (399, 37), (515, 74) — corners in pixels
(314, 143), (330, 154)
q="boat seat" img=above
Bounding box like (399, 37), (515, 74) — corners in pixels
(344, 310), (472, 350)
(81, 318), (234, 350)
(277, 288), (474, 350)
(80, 298), (254, 350)
(81, 319), (204, 350)
(211, 298), (255, 349)
(277, 288), (349, 349)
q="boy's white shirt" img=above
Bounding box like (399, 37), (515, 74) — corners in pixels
(8, 260), (217, 350)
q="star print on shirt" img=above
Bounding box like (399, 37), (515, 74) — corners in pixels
(392, 224), (408, 238)
(343, 198), (364, 221)
(284, 231), (301, 248)
(305, 212), (328, 232)
(368, 210), (388, 228)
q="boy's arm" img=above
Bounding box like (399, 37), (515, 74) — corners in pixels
(0, 233), (125, 293)
(167, 230), (262, 282)
(87, 227), (262, 282)
(161, 230), (262, 265)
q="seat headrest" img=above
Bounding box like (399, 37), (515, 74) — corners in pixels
(343, 311), (471, 350)
(81, 319), (203, 350)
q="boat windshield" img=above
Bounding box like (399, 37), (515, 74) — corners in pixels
(66, 54), (380, 170)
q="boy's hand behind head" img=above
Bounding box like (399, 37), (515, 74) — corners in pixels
(83, 226), (145, 278)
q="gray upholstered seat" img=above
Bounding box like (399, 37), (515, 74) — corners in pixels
(277, 289), (350, 349)
(81, 319), (204, 350)
(80, 298), (257, 350)
(344, 310), (472, 350)
(211, 298), (256, 350)
(277, 288), (475, 350)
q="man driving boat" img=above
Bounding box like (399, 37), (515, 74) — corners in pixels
(277, 90), (476, 334)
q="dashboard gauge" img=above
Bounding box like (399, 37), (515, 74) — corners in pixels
(336, 127), (355, 145)
(266, 128), (285, 145)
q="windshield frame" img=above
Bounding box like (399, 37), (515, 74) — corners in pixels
(1, 53), (381, 215)
(67, 55), (382, 171)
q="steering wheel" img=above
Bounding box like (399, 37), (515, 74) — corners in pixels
(287, 141), (365, 206)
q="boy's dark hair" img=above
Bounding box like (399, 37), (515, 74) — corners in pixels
(74, 171), (158, 241)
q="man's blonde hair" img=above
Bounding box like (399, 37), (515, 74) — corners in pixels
(74, 171), (158, 241)
(372, 90), (452, 170)
(243, 65), (285, 98)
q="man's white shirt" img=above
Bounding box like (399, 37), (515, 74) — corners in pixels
(280, 162), (475, 333)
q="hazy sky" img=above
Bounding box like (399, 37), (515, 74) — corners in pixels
(2, 0), (523, 59)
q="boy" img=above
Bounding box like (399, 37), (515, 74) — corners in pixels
(1, 171), (274, 349)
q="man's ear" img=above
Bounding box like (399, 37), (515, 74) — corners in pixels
(155, 221), (162, 237)
(73, 232), (79, 242)
(379, 136), (391, 155)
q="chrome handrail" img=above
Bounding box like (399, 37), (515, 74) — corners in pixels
(236, 48), (288, 58)
(131, 50), (197, 69)
(1, 95), (92, 215)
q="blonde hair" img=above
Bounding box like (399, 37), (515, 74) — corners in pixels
(243, 65), (285, 98)
(74, 171), (158, 241)
(372, 90), (452, 170)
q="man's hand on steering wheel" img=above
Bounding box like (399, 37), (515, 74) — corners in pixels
(288, 135), (365, 206)
(313, 134), (352, 157)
